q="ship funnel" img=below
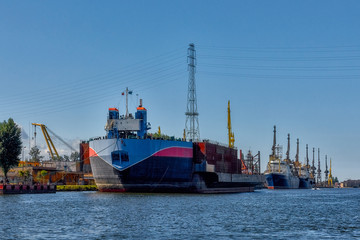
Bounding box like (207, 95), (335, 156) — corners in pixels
(139, 99), (143, 107)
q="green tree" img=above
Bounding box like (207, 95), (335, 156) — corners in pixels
(70, 152), (80, 162)
(19, 170), (31, 183)
(29, 146), (44, 162)
(0, 118), (22, 181)
(40, 170), (48, 184)
(35, 170), (48, 184)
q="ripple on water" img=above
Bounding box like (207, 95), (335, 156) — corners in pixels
(0, 189), (359, 239)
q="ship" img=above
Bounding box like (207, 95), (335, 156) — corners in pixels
(87, 92), (263, 193)
(298, 165), (313, 189)
(265, 126), (300, 189)
(297, 144), (315, 189)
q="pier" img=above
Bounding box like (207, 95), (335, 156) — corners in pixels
(0, 184), (56, 194)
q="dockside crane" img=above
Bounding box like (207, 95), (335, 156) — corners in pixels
(328, 158), (333, 187)
(286, 134), (290, 162)
(311, 148), (316, 180)
(324, 155), (329, 185)
(305, 144), (309, 170)
(32, 123), (59, 160)
(227, 100), (235, 148)
(294, 138), (301, 176)
(317, 148), (322, 185)
(32, 123), (77, 160)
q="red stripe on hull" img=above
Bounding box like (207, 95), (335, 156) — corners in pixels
(89, 147), (99, 158)
(268, 186), (275, 189)
(153, 147), (192, 158)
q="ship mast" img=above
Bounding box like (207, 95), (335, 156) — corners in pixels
(124, 87), (133, 118)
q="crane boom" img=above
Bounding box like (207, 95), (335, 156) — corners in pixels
(32, 123), (60, 160)
(46, 127), (77, 152)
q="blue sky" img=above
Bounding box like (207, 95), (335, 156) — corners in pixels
(1, 1), (359, 181)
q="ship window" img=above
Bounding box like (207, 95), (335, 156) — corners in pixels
(112, 151), (121, 165)
(121, 152), (129, 162)
(112, 150), (129, 164)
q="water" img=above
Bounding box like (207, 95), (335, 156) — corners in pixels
(0, 188), (359, 240)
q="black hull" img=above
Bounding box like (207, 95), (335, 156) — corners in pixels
(299, 177), (315, 189)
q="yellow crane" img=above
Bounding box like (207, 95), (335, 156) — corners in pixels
(32, 123), (60, 160)
(328, 158), (333, 187)
(227, 100), (235, 148)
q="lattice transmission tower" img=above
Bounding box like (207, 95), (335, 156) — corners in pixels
(185, 43), (200, 142)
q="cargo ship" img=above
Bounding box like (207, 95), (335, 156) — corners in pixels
(265, 126), (300, 189)
(87, 97), (263, 193)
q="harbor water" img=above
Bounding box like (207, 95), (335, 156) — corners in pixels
(0, 188), (359, 239)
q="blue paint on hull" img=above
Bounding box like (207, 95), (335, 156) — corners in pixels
(266, 173), (299, 189)
(299, 177), (314, 189)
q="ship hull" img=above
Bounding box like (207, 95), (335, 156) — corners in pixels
(89, 138), (260, 193)
(265, 173), (299, 189)
(299, 177), (314, 189)
(91, 155), (196, 193)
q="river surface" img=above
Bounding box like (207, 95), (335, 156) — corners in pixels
(0, 188), (359, 239)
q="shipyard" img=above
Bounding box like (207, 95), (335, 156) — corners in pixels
(0, 44), (349, 193)
(1, 1), (360, 240)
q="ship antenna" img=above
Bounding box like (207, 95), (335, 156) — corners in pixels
(185, 43), (200, 141)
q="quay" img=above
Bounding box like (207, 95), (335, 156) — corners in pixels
(0, 184), (56, 194)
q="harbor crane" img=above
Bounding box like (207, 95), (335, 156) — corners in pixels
(227, 100), (235, 148)
(328, 158), (333, 187)
(32, 123), (77, 160)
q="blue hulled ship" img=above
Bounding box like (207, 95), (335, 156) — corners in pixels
(88, 90), (262, 193)
(265, 126), (300, 189)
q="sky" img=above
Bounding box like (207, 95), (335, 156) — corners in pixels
(0, 1), (359, 181)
